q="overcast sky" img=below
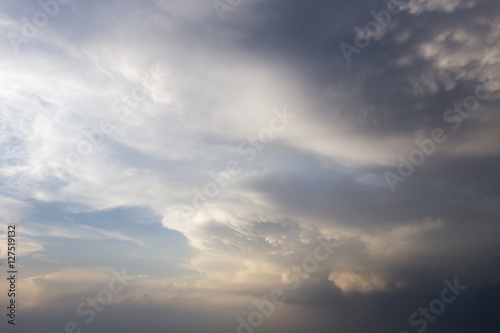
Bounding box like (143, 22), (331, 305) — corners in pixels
(0, 0), (499, 332)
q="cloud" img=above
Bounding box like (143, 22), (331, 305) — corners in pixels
(0, 0), (500, 332)
(403, 0), (478, 14)
(21, 223), (144, 244)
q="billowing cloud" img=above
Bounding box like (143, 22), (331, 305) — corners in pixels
(0, 0), (499, 332)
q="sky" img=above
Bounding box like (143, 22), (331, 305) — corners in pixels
(0, 0), (499, 332)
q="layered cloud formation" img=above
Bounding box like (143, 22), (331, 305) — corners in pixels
(1, 0), (499, 332)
